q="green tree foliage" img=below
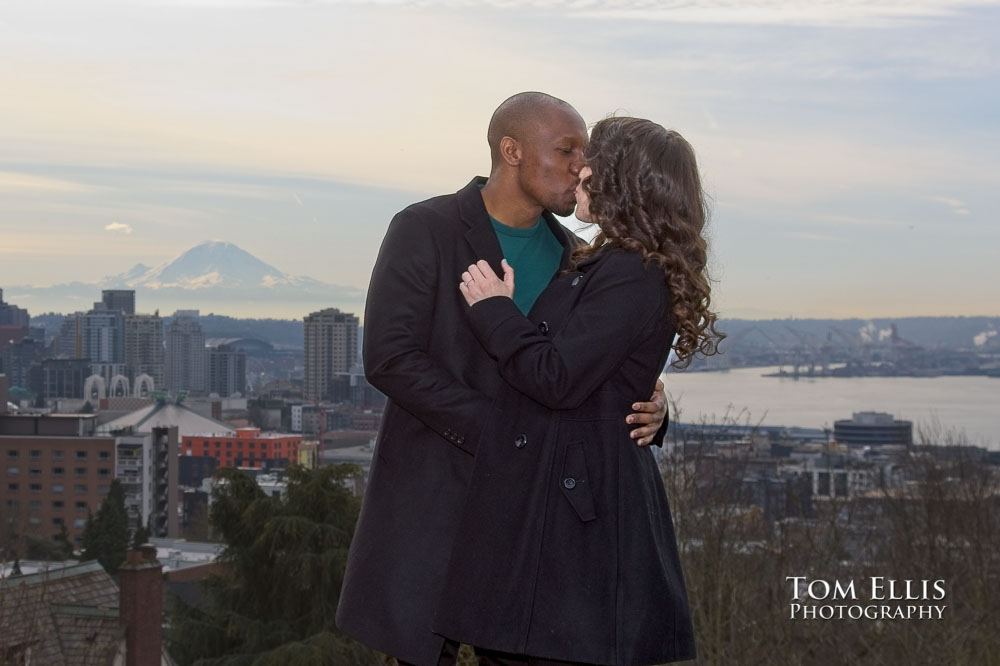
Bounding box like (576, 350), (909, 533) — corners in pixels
(167, 465), (382, 666)
(131, 519), (152, 550)
(81, 479), (129, 573)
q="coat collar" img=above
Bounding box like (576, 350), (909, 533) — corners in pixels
(457, 176), (577, 272)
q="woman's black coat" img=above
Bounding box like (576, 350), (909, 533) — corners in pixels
(433, 248), (696, 665)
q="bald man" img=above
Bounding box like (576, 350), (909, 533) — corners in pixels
(336, 93), (667, 666)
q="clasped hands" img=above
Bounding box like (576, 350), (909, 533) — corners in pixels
(458, 258), (667, 446)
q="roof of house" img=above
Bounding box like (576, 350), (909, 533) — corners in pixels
(0, 561), (122, 666)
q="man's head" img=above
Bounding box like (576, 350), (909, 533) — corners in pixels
(487, 92), (587, 217)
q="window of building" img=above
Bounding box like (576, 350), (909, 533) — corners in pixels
(29, 450), (41, 460)
(250, 442), (256, 449)
(52, 484), (64, 493)
(226, 451), (232, 458)
(28, 516), (41, 526)
(4, 499), (17, 510)
(7, 483), (18, 492)
(6, 467), (19, 476)
(52, 500), (64, 509)
(29, 500), (41, 510)
(28, 468), (41, 477)
(75, 451), (87, 460)
(75, 501), (87, 511)
(98, 468), (111, 478)
(52, 517), (64, 526)
(215, 441), (221, 448)
(29, 483), (41, 492)
(74, 484), (87, 493)
(75, 468), (87, 476)
(74, 518), (87, 528)
(53, 467), (65, 476)
(226, 442), (232, 448)
(98, 451), (111, 460)
(203, 440), (209, 446)
(53, 450), (64, 460)
(97, 485), (109, 495)
(5, 450), (17, 459)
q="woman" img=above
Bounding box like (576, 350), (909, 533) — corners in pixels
(432, 117), (722, 665)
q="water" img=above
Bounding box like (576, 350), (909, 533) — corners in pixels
(662, 366), (1000, 449)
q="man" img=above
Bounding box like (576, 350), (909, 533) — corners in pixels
(336, 92), (668, 666)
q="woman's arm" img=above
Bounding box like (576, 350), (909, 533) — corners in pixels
(463, 253), (667, 411)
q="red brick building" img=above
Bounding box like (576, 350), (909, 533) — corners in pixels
(2, 412), (116, 553)
(181, 427), (300, 470)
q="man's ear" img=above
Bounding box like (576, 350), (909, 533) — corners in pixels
(499, 136), (521, 167)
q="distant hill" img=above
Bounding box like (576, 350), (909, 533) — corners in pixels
(26, 312), (998, 354)
(718, 317), (1000, 352)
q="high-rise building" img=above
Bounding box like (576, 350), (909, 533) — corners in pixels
(208, 344), (246, 397)
(0, 288), (30, 354)
(1, 411), (117, 553)
(32, 359), (91, 399)
(1, 337), (46, 390)
(101, 289), (136, 316)
(82, 303), (124, 363)
(0, 288), (30, 327)
(124, 313), (164, 389)
(165, 311), (206, 395)
(303, 308), (359, 401)
(56, 312), (84, 358)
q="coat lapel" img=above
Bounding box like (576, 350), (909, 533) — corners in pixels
(457, 177), (505, 276)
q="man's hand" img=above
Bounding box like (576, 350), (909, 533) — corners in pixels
(626, 378), (667, 446)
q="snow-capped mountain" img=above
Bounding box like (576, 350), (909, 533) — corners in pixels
(7, 241), (364, 318)
(107, 240), (327, 290)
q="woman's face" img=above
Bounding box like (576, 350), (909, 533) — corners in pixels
(575, 165), (593, 222)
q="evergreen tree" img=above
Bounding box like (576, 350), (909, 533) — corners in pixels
(131, 519), (152, 549)
(53, 523), (74, 560)
(167, 465), (381, 665)
(81, 479), (129, 573)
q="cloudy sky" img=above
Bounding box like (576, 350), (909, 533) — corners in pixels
(1, 0), (997, 319)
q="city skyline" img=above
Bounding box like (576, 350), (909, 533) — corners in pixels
(1, 0), (998, 319)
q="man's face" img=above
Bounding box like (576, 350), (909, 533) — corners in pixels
(516, 105), (588, 217)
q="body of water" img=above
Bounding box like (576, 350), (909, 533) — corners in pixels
(662, 366), (999, 450)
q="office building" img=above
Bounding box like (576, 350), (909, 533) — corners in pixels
(82, 304), (125, 364)
(165, 311), (207, 395)
(833, 412), (913, 447)
(101, 289), (136, 316)
(181, 427), (301, 470)
(207, 344), (246, 397)
(124, 313), (164, 390)
(303, 308), (359, 401)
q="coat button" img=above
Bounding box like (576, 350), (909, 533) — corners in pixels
(563, 477), (577, 489)
(514, 434), (527, 449)
(537, 321), (549, 335)
(571, 276), (581, 286)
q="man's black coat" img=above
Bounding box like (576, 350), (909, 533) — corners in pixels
(335, 178), (580, 665)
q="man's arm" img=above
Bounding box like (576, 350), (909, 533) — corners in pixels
(364, 210), (493, 454)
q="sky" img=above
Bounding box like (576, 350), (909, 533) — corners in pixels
(1, 0), (998, 320)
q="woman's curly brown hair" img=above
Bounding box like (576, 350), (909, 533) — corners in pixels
(572, 116), (724, 369)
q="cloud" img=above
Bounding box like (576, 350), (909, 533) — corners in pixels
(0, 171), (96, 193)
(927, 195), (972, 215)
(782, 232), (844, 242)
(105, 222), (133, 234)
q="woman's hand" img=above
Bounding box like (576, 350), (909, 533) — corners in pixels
(460, 259), (515, 306)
